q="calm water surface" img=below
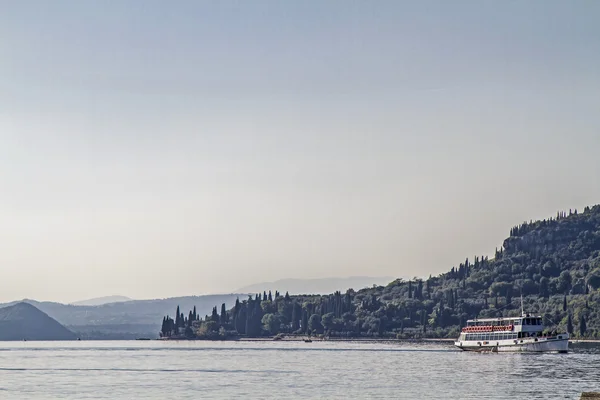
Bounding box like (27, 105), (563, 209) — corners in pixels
(0, 340), (599, 399)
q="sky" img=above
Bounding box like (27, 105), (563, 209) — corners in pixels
(1, 1), (599, 303)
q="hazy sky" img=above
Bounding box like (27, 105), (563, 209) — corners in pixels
(1, 1), (599, 303)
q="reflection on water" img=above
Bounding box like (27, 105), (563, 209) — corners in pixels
(0, 340), (598, 399)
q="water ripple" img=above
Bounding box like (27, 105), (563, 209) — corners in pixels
(0, 341), (597, 399)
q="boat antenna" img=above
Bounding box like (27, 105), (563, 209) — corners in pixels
(520, 293), (524, 317)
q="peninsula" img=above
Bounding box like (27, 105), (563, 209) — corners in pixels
(161, 205), (600, 341)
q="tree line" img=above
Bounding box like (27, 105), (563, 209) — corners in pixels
(160, 204), (600, 339)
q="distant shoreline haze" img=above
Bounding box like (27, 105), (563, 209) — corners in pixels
(234, 276), (397, 295)
(58, 276), (399, 305)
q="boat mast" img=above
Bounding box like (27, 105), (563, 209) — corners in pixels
(520, 294), (524, 316)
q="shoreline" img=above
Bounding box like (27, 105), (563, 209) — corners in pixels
(159, 336), (457, 343)
(157, 336), (600, 344)
(570, 339), (600, 344)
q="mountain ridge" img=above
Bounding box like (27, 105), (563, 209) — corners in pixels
(0, 302), (77, 341)
(71, 295), (133, 306)
(235, 276), (396, 295)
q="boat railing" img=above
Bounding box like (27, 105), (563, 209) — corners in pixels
(462, 325), (514, 333)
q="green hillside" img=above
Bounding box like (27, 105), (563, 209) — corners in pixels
(161, 204), (600, 340)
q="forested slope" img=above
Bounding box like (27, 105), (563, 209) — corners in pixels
(162, 205), (600, 339)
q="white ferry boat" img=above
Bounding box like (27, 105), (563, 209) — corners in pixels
(454, 312), (569, 353)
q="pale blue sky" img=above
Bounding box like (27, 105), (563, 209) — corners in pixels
(1, 1), (599, 302)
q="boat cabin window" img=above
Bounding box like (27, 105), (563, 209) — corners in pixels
(523, 318), (542, 325)
(466, 333), (517, 341)
(513, 319), (520, 325)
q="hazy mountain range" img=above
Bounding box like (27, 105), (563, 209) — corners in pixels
(0, 295), (240, 339)
(235, 276), (396, 295)
(70, 296), (133, 306)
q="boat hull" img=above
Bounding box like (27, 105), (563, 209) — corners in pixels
(454, 336), (569, 353)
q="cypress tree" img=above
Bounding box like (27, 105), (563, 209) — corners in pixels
(345, 292), (352, 313)
(245, 305), (251, 335)
(268, 291), (273, 302)
(221, 303), (227, 324)
(193, 306), (197, 321)
(284, 291), (291, 301)
(567, 314), (573, 335)
(378, 317), (385, 336)
(408, 281), (412, 299)
(254, 299), (263, 336)
(301, 309), (308, 333)
(233, 298), (240, 325)
(175, 306), (181, 327)
(563, 295), (567, 312)
(579, 315), (587, 337)
(416, 280), (423, 300)
(291, 302), (299, 331)
(236, 302), (247, 334)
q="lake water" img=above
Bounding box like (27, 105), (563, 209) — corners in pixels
(0, 340), (599, 399)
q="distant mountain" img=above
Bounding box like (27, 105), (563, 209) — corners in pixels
(235, 276), (396, 295)
(0, 302), (77, 341)
(71, 295), (133, 306)
(0, 294), (240, 340)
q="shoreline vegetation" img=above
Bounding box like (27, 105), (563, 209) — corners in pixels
(159, 205), (600, 342)
(155, 335), (600, 344)
(158, 335), (456, 342)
